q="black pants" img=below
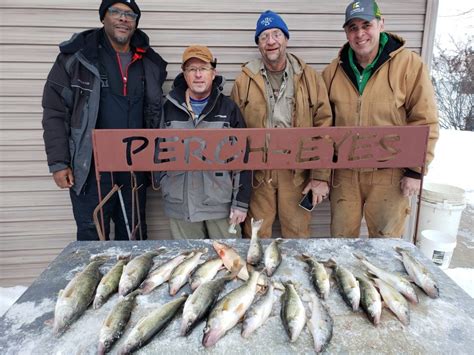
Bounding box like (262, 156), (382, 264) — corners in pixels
(69, 168), (148, 241)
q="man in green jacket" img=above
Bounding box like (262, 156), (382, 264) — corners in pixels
(231, 10), (332, 238)
(322, 0), (439, 237)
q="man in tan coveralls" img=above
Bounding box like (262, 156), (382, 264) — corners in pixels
(231, 10), (332, 238)
(322, 0), (439, 237)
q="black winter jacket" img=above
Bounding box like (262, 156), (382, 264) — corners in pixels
(42, 28), (167, 194)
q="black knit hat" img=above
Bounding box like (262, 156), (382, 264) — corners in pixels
(99, 0), (141, 27)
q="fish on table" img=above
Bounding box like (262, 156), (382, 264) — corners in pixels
(119, 248), (166, 296)
(53, 256), (108, 336)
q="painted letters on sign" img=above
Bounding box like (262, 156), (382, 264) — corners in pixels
(92, 127), (429, 172)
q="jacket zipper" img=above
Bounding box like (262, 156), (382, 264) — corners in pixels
(116, 52), (140, 96)
(168, 93), (221, 126)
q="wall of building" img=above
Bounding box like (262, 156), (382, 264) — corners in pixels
(0, 0), (437, 286)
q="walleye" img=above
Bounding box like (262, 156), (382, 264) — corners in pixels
(246, 218), (264, 266)
(118, 295), (188, 355)
(307, 293), (333, 353)
(119, 248), (166, 296)
(93, 255), (131, 309)
(181, 268), (238, 336)
(241, 282), (275, 338)
(353, 253), (419, 304)
(213, 241), (249, 280)
(372, 277), (410, 326)
(395, 247), (439, 298)
(264, 238), (283, 277)
(356, 275), (382, 325)
(98, 290), (140, 355)
(169, 248), (207, 296)
(140, 251), (194, 295)
(202, 271), (260, 347)
(53, 256), (107, 335)
(189, 257), (223, 291)
(280, 282), (306, 343)
(325, 259), (360, 311)
(299, 254), (330, 300)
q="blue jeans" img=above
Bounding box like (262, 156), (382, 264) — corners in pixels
(69, 168), (148, 241)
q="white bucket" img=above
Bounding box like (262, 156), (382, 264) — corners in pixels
(417, 229), (457, 269)
(416, 182), (466, 237)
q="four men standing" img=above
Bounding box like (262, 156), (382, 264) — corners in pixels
(42, 1), (438, 240)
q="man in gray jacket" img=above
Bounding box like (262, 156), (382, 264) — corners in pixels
(159, 45), (251, 239)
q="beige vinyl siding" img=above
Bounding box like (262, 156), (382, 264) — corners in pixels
(0, 0), (437, 286)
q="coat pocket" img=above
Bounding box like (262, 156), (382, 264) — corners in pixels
(161, 171), (186, 203)
(70, 89), (90, 129)
(202, 171), (233, 205)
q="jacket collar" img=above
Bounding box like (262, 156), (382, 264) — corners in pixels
(338, 32), (405, 70)
(242, 53), (305, 78)
(336, 32), (405, 90)
(59, 27), (152, 60)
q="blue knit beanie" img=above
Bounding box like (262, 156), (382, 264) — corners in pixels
(255, 10), (290, 44)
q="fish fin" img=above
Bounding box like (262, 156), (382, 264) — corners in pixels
(235, 303), (245, 314)
(63, 288), (74, 298)
(352, 252), (366, 262)
(197, 247), (209, 254)
(297, 253), (312, 263)
(322, 258), (337, 269)
(151, 247), (167, 257)
(181, 250), (195, 258)
(222, 299), (230, 311)
(117, 254), (132, 262)
(246, 263), (254, 273)
(127, 289), (142, 299)
(366, 269), (377, 277)
(103, 316), (113, 328)
(394, 246), (409, 255)
(272, 281), (285, 292)
(394, 255), (403, 262)
(90, 254), (108, 262)
(229, 259), (243, 278)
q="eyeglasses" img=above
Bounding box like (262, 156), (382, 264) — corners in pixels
(258, 30), (285, 43)
(108, 7), (138, 21)
(184, 66), (214, 74)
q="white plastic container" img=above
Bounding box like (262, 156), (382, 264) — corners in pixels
(416, 182), (466, 238)
(418, 229), (457, 269)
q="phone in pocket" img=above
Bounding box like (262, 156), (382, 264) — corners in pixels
(299, 190), (315, 211)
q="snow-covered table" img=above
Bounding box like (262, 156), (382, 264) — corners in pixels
(1, 239), (473, 354)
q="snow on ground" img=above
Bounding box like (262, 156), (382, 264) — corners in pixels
(444, 268), (474, 298)
(426, 129), (474, 206)
(0, 286), (26, 317)
(0, 130), (473, 317)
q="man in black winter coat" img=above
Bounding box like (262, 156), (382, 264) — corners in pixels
(42, 0), (167, 241)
